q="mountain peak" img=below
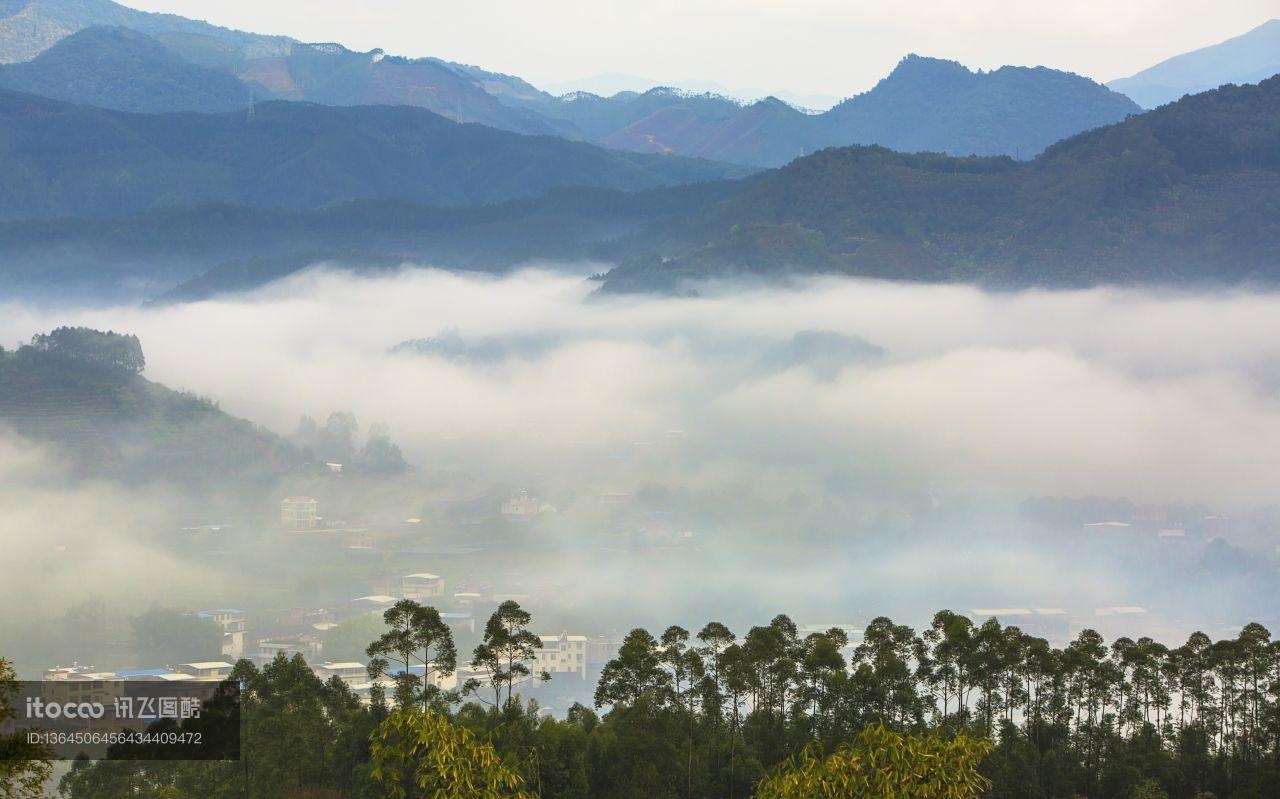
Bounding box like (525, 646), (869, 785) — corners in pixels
(1108, 17), (1280, 108)
(0, 23), (254, 113)
(889, 54), (973, 78)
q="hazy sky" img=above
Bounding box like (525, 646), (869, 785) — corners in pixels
(120, 0), (1280, 97)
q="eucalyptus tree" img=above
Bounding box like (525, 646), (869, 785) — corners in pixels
(852, 617), (927, 729)
(465, 600), (547, 710)
(595, 628), (671, 709)
(696, 621), (736, 725)
(366, 599), (457, 711)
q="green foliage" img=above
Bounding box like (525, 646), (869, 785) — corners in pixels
(28, 326), (144, 374)
(601, 76), (1280, 293)
(130, 608), (223, 666)
(57, 654), (377, 799)
(0, 658), (53, 799)
(291, 413), (409, 473)
(0, 88), (749, 223)
(756, 725), (993, 799)
(369, 708), (533, 799)
(36, 606), (1280, 798)
(466, 601), (548, 709)
(365, 599), (457, 711)
(321, 613), (387, 664)
(0, 26), (252, 114)
(0, 329), (299, 484)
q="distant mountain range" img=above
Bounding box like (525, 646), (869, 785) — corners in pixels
(1, 76), (1273, 303)
(0, 0), (1141, 166)
(0, 1), (1275, 300)
(597, 76), (1280, 292)
(540, 72), (842, 111)
(529, 57), (1140, 166)
(1109, 19), (1280, 109)
(0, 25), (252, 112)
(0, 88), (748, 221)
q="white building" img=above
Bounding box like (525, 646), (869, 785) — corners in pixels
(196, 609), (247, 660)
(179, 662), (235, 680)
(314, 661), (368, 687)
(281, 496), (319, 530)
(351, 595), (399, 615)
(534, 633), (589, 679)
(256, 636), (322, 664)
(402, 573), (445, 601)
(501, 491), (541, 517)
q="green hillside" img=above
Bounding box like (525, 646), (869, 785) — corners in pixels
(0, 180), (745, 300)
(0, 88), (750, 221)
(0, 327), (298, 484)
(599, 76), (1280, 293)
(0, 25), (253, 112)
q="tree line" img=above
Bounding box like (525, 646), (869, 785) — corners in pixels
(31, 601), (1280, 798)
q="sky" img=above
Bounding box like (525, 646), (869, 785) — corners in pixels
(120, 0), (1280, 99)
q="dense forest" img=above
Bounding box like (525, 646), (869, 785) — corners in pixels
(598, 75), (1280, 293)
(0, 76), (1274, 302)
(0, 327), (297, 484)
(25, 599), (1280, 798)
(0, 88), (748, 222)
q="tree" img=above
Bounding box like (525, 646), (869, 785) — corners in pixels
(0, 658), (52, 799)
(318, 411), (360, 464)
(362, 422), (408, 473)
(366, 600), (457, 711)
(130, 608), (223, 667)
(755, 724), (992, 799)
(27, 327), (144, 373)
(595, 628), (671, 709)
(370, 708), (533, 799)
(465, 601), (547, 709)
(323, 613), (387, 663)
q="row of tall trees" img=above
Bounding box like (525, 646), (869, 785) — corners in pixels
(33, 604), (1280, 798)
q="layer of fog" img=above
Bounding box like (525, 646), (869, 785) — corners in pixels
(7, 269), (1280, 506)
(4, 267), (1280, 657)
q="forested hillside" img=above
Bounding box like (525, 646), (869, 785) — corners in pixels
(0, 327), (297, 484)
(599, 76), (1280, 293)
(44, 602), (1280, 798)
(0, 88), (747, 221)
(0, 26), (254, 112)
(0, 180), (749, 300)
(0, 2), (1140, 166)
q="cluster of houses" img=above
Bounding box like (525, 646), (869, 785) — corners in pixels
(42, 562), (624, 711)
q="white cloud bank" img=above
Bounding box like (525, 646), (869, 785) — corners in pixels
(6, 267), (1280, 507)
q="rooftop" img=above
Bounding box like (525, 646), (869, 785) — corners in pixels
(114, 668), (173, 678)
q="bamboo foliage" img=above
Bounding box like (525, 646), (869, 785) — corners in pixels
(370, 708), (534, 799)
(756, 725), (992, 799)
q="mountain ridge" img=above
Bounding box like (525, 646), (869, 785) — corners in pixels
(596, 76), (1280, 293)
(0, 87), (751, 221)
(0, 25), (255, 111)
(0, 0), (1143, 166)
(1109, 19), (1280, 109)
